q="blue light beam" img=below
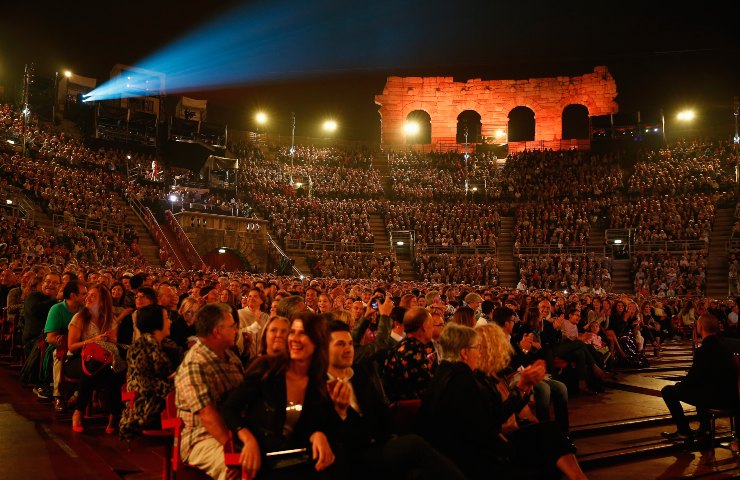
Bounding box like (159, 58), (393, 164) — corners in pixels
(84, 0), (494, 101)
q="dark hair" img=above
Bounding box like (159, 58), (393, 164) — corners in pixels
(63, 279), (84, 300)
(129, 273), (145, 290)
(137, 305), (167, 334)
(481, 300), (495, 315)
(492, 306), (517, 327)
(248, 311), (329, 398)
(403, 307), (430, 334)
(328, 319), (351, 334)
(195, 303), (231, 337)
(137, 286), (157, 304)
(565, 303), (580, 318)
(390, 306), (406, 325)
(77, 285), (114, 334)
(452, 306), (476, 327)
(247, 288), (267, 312)
(291, 311), (329, 390)
(200, 285), (216, 299)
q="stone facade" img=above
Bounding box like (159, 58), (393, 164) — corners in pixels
(375, 66), (618, 151)
(176, 212), (269, 271)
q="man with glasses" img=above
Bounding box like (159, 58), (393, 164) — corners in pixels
(176, 303), (244, 480)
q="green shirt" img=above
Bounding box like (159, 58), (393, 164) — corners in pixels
(43, 300), (76, 336)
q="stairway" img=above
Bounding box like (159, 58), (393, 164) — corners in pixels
(112, 197), (162, 266)
(705, 206), (734, 298)
(497, 216), (517, 287)
(159, 221), (194, 270)
(611, 259), (632, 294)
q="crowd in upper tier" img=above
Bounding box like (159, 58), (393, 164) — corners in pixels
(2, 102), (739, 296)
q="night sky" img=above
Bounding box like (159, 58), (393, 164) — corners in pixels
(2, 1), (737, 141)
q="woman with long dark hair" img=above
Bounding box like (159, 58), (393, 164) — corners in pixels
(221, 311), (336, 479)
(66, 284), (125, 433)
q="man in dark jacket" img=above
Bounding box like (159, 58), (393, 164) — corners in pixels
(327, 320), (465, 480)
(661, 314), (740, 443)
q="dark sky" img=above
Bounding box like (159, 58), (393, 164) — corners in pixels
(2, 1), (737, 141)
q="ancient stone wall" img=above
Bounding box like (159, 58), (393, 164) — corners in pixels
(375, 66), (618, 150)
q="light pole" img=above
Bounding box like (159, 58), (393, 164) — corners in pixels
(290, 112), (296, 185)
(63, 70), (72, 116)
(733, 96), (739, 145)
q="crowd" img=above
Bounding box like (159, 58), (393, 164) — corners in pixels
(388, 151), (504, 201)
(275, 145), (373, 168)
(6, 257), (738, 479)
(306, 251), (400, 281)
(252, 194), (378, 245)
(385, 200), (501, 248)
(497, 149), (624, 201)
(517, 254), (612, 293)
(607, 193), (719, 245)
(632, 252), (707, 297)
(416, 253), (499, 286)
(628, 139), (737, 196)
(513, 199), (607, 249)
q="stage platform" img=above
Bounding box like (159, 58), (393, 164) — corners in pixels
(1, 339), (738, 480)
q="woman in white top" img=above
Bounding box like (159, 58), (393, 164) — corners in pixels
(67, 284), (125, 433)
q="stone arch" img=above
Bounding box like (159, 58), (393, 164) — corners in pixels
(456, 110), (482, 143)
(405, 110), (432, 144)
(562, 104), (590, 140)
(202, 247), (251, 272)
(508, 106), (536, 142)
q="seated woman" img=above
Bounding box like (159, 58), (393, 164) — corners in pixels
(170, 297), (199, 349)
(66, 284), (126, 434)
(255, 315), (290, 358)
(221, 311), (337, 479)
(119, 304), (174, 440)
(419, 322), (586, 480)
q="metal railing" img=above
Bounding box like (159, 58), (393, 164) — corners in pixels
(516, 244), (606, 256)
(0, 186), (34, 220)
(415, 244), (497, 256)
(138, 204), (184, 269)
(52, 214), (124, 235)
(285, 238), (375, 252)
(166, 210), (205, 268)
(267, 233), (304, 278)
(632, 240), (708, 254)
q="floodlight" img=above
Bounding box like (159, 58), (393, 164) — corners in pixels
(404, 121), (419, 135)
(323, 120), (337, 132)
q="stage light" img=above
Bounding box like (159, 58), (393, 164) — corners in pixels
(404, 121), (419, 134)
(218, 248), (226, 254)
(169, 194), (179, 202)
(396, 241), (404, 246)
(677, 110), (695, 121)
(5, 199), (12, 205)
(495, 129), (506, 138)
(64, 70), (72, 78)
(614, 239), (622, 244)
(255, 112), (267, 124)
(83, 0), (467, 102)
(323, 120), (337, 132)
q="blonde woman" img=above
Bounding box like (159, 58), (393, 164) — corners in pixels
(475, 324), (586, 480)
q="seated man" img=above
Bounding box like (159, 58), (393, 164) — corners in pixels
(43, 280), (87, 413)
(661, 314), (740, 443)
(493, 306), (572, 440)
(327, 320), (466, 480)
(175, 303), (245, 480)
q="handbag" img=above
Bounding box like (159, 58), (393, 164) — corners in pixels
(81, 341), (113, 376)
